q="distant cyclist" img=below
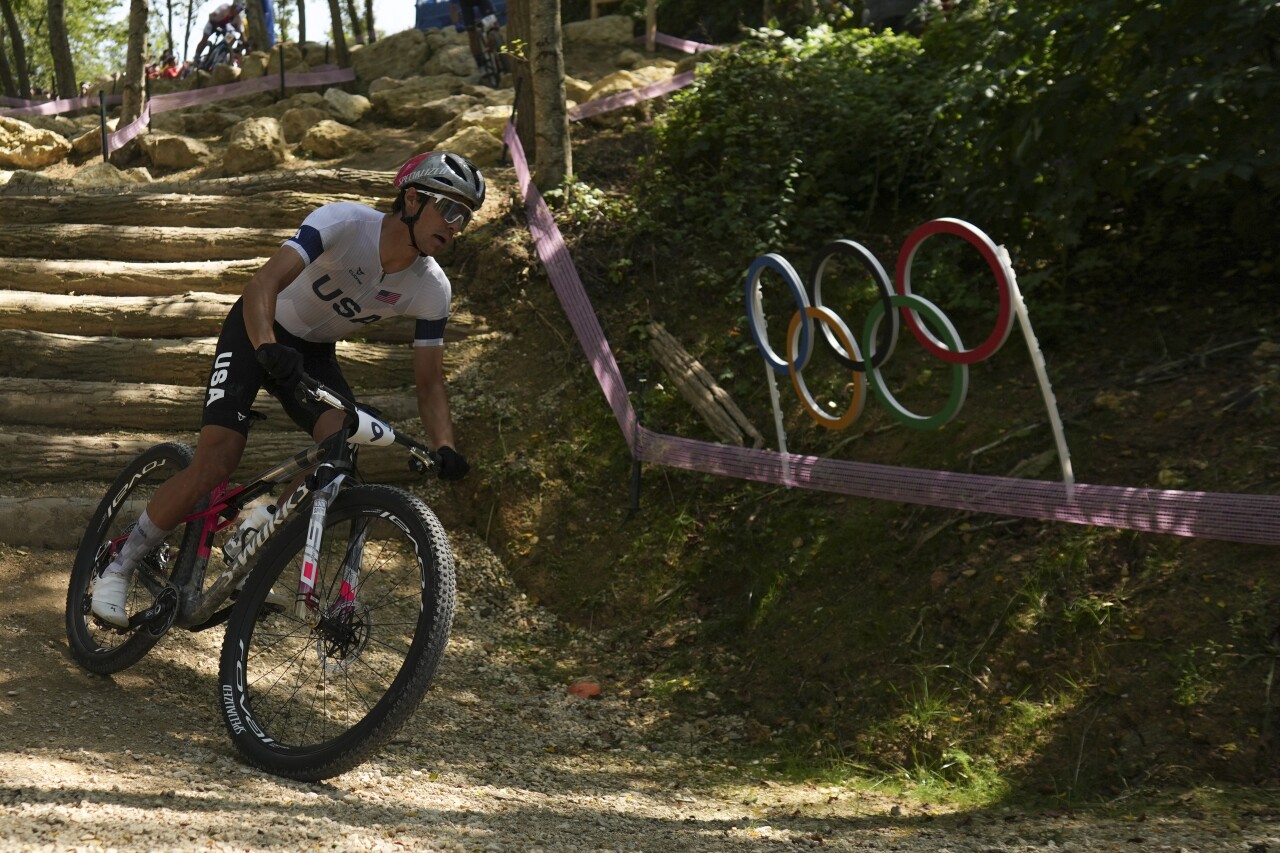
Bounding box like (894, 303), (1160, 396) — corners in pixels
(193, 2), (248, 61)
(449, 0), (498, 72)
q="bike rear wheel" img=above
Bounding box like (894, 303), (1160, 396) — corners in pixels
(480, 28), (505, 87)
(65, 442), (200, 674)
(218, 484), (455, 781)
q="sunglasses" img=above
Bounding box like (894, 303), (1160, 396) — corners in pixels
(420, 191), (473, 231)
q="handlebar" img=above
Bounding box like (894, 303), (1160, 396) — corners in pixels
(299, 375), (440, 475)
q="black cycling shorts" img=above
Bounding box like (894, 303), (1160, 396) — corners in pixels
(454, 0), (495, 28)
(202, 299), (355, 437)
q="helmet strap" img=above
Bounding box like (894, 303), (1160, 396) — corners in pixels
(399, 191), (430, 258)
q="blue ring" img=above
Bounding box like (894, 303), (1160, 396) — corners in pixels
(744, 253), (811, 375)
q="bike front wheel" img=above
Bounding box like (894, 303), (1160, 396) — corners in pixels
(218, 484), (456, 781)
(66, 442), (200, 674)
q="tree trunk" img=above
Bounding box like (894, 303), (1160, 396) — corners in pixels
(647, 321), (764, 448)
(1, 258), (257, 296)
(166, 0), (174, 52)
(506, 0), (535, 160)
(363, 0), (374, 42)
(529, 0), (571, 190)
(0, 290), (486, 342)
(343, 0), (364, 45)
(182, 0), (194, 62)
(0, 190), (366, 227)
(243, 0), (271, 50)
(0, 428), (420, 483)
(0, 0), (30, 98)
(120, 0), (148, 123)
(0, 224), (292, 262)
(0, 377), (417, 431)
(326, 0), (349, 65)
(0, 29), (16, 98)
(0, 329), (430, 387)
(44, 0), (76, 99)
(296, 0), (306, 43)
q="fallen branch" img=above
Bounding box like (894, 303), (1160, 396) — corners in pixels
(647, 321), (763, 448)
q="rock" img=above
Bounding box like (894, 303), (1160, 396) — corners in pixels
(183, 109), (244, 136)
(423, 104), (510, 150)
(563, 14), (634, 45)
(424, 44), (478, 78)
(239, 51), (270, 79)
(615, 48), (644, 68)
(23, 115), (79, 138)
(222, 116), (287, 175)
(140, 132), (212, 169)
(266, 41), (307, 74)
(323, 87), (372, 124)
(585, 69), (642, 102)
(209, 63), (242, 86)
(416, 94), (480, 131)
(300, 40), (330, 66)
(71, 119), (119, 156)
(351, 27), (432, 83)
(68, 161), (151, 188)
(298, 119), (373, 159)
(259, 91), (327, 119)
(564, 75), (594, 102)
(431, 124), (504, 168)
(280, 107), (329, 143)
(370, 76), (466, 123)
(0, 116), (73, 169)
(2, 169), (58, 190)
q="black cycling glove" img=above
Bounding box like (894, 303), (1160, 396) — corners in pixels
(436, 446), (470, 481)
(255, 342), (304, 393)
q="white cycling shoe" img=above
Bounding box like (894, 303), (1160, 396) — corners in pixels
(91, 572), (132, 628)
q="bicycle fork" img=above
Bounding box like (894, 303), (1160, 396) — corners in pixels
(294, 474), (364, 619)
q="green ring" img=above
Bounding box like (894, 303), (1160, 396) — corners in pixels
(863, 293), (969, 429)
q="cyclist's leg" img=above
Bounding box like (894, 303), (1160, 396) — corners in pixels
(92, 302), (258, 625)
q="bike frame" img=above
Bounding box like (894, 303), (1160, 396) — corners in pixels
(119, 382), (435, 632)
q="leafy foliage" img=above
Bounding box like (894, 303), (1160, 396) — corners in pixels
(923, 0), (1280, 292)
(635, 26), (944, 266)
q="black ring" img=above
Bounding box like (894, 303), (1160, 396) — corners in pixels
(808, 240), (898, 373)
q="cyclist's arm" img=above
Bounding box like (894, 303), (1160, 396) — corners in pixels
(242, 247), (306, 349)
(412, 344), (456, 451)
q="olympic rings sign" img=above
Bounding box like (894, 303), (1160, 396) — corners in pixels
(744, 218), (1016, 430)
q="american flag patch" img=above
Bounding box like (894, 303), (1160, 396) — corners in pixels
(375, 289), (401, 305)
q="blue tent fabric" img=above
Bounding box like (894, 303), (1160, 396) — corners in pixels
(415, 0), (507, 31)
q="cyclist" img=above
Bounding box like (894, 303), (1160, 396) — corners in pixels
(449, 0), (499, 73)
(193, 2), (248, 62)
(91, 151), (485, 627)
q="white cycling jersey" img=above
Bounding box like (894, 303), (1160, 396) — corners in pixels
(277, 202), (452, 347)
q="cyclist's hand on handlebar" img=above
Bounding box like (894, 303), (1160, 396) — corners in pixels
(436, 446), (470, 481)
(255, 342), (304, 392)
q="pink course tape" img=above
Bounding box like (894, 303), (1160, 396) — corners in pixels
(104, 66), (355, 155)
(503, 118), (1280, 546)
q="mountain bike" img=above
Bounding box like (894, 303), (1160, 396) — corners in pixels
(65, 377), (456, 781)
(475, 13), (509, 88)
(193, 27), (245, 74)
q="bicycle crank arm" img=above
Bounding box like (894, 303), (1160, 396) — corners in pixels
(126, 585), (179, 637)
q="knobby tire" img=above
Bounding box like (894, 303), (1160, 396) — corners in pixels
(217, 484), (455, 781)
(65, 442), (201, 674)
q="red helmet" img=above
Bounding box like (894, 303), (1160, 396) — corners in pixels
(394, 151), (486, 210)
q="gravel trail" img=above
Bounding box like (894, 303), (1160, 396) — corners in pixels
(0, 536), (1275, 852)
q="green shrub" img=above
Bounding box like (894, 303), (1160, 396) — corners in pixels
(635, 26), (944, 265)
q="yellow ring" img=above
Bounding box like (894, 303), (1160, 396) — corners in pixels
(787, 306), (866, 430)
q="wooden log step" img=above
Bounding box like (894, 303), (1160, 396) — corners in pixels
(0, 291), (488, 342)
(1, 258), (256, 297)
(0, 224), (292, 262)
(0, 378), (419, 431)
(0, 485), (99, 548)
(0, 191), (376, 228)
(0, 427), (427, 483)
(0, 168), (390, 199)
(0, 330), (431, 386)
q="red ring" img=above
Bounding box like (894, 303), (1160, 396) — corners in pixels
(894, 218), (1014, 365)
